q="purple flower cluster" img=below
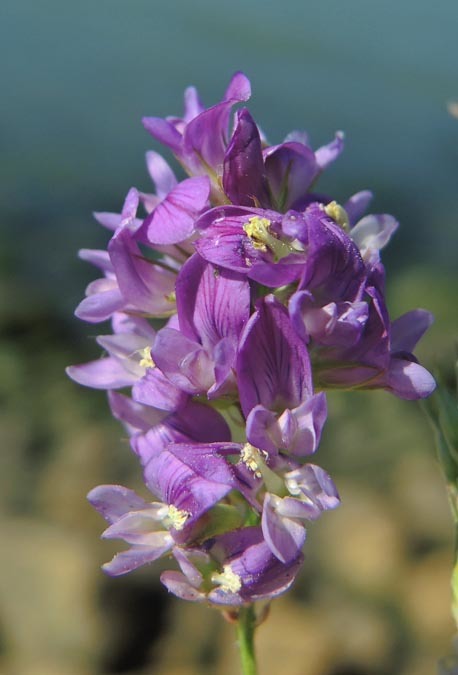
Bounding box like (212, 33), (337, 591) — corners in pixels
(68, 73), (435, 606)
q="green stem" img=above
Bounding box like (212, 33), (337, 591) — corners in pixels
(236, 605), (258, 675)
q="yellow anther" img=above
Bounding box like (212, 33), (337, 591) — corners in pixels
(166, 504), (190, 531)
(138, 346), (155, 369)
(243, 216), (272, 252)
(240, 442), (267, 479)
(211, 565), (242, 593)
(324, 201), (350, 231)
(164, 290), (176, 303)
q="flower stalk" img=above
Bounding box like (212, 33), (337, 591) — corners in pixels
(236, 605), (258, 675)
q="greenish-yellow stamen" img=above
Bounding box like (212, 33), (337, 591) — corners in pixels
(324, 201), (350, 231)
(165, 504), (190, 531)
(138, 346), (155, 369)
(240, 442), (266, 478)
(211, 565), (242, 593)
(243, 216), (292, 261)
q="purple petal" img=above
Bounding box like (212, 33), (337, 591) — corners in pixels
(132, 367), (189, 412)
(152, 327), (214, 394)
(176, 253), (250, 349)
(237, 296), (313, 416)
(285, 464), (340, 512)
(78, 248), (114, 272)
(75, 286), (125, 323)
(108, 391), (168, 433)
(108, 226), (176, 316)
(344, 190), (373, 226)
(264, 142), (318, 211)
(390, 309), (434, 353)
(385, 358), (436, 400)
(144, 176), (210, 245)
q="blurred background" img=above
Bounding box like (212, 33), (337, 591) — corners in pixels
(1, 1), (457, 673)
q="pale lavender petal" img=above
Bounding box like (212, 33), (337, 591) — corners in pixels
(108, 391), (168, 433)
(315, 131), (345, 170)
(160, 571), (205, 602)
(87, 484), (149, 523)
(132, 367), (189, 412)
(183, 86), (205, 122)
(385, 358), (436, 400)
(350, 214), (399, 257)
(223, 71), (251, 102)
(93, 211), (122, 231)
(152, 327), (215, 394)
(103, 509), (167, 543)
(75, 287), (124, 323)
(344, 190), (373, 226)
(78, 248), (114, 272)
(142, 117), (182, 153)
(262, 494), (306, 563)
(66, 358), (138, 389)
(145, 151), (177, 199)
(285, 464), (340, 512)
(103, 538), (173, 576)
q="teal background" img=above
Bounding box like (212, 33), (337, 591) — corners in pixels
(1, 2), (457, 674)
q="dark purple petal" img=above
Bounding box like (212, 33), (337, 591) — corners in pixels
(223, 108), (269, 207)
(264, 142), (318, 211)
(237, 296), (313, 416)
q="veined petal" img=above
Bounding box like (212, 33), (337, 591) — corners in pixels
(142, 117), (182, 153)
(176, 254), (250, 349)
(237, 296), (313, 416)
(108, 391), (168, 433)
(132, 367), (189, 412)
(144, 176), (210, 245)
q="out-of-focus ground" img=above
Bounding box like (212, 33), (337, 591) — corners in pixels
(1, 0), (458, 673)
